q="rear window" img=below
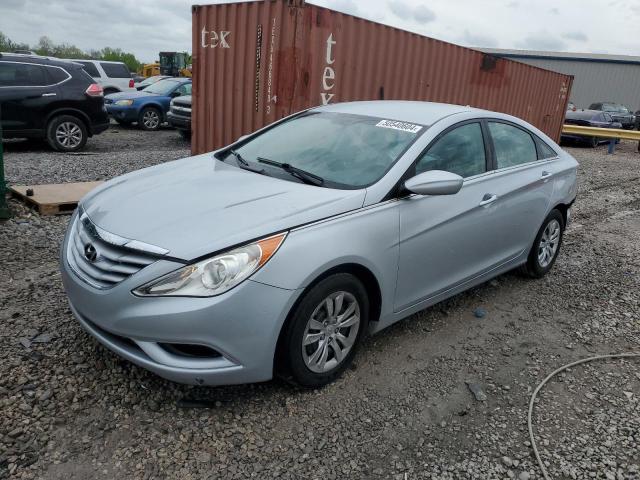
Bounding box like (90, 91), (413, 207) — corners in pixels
(77, 61), (100, 77)
(100, 62), (130, 78)
(0, 62), (49, 87)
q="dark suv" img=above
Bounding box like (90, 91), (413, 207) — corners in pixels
(0, 54), (109, 151)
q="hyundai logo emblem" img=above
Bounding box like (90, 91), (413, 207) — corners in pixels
(84, 243), (98, 262)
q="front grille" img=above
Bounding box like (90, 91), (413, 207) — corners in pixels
(170, 104), (191, 118)
(67, 211), (164, 289)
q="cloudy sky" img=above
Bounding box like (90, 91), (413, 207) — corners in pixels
(1, 0), (639, 62)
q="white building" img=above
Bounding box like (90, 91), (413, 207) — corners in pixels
(481, 48), (640, 111)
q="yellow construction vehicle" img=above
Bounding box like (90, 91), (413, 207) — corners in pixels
(140, 62), (160, 78)
(159, 52), (191, 77)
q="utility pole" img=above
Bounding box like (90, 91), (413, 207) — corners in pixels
(0, 104), (10, 219)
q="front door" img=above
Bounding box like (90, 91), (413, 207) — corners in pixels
(395, 121), (511, 312)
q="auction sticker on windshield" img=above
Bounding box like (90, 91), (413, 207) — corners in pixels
(375, 120), (423, 134)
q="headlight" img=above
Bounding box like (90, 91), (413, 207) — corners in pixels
(114, 99), (133, 106)
(133, 232), (287, 297)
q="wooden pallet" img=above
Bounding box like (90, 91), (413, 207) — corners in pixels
(10, 181), (103, 215)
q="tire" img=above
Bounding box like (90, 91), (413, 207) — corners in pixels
(520, 209), (564, 278)
(277, 273), (369, 388)
(46, 115), (88, 152)
(138, 107), (162, 131)
(178, 129), (191, 140)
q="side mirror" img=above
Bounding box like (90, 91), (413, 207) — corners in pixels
(404, 170), (464, 196)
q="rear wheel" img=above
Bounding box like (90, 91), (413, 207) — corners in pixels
(520, 209), (564, 278)
(138, 107), (161, 131)
(46, 115), (87, 152)
(278, 273), (369, 388)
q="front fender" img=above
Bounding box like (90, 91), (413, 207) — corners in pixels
(251, 200), (400, 321)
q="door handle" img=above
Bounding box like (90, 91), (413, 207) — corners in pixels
(541, 170), (551, 178)
(479, 194), (498, 206)
(41, 93), (57, 97)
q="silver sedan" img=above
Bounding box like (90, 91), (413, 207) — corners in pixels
(60, 101), (578, 388)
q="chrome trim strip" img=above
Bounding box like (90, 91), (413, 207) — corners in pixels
(135, 341), (237, 370)
(79, 206), (170, 255)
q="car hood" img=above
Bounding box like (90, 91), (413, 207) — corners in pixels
(81, 154), (366, 260)
(105, 90), (158, 101)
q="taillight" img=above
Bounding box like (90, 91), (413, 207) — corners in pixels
(129, 79), (134, 88)
(85, 83), (103, 97)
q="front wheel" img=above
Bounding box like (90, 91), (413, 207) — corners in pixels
(278, 273), (369, 388)
(520, 209), (564, 278)
(138, 107), (161, 131)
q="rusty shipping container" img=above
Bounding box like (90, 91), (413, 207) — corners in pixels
(191, 0), (572, 154)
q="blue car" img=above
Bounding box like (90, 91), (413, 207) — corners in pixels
(105, 78), (192, 131)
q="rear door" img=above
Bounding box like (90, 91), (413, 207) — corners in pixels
(483, 121), (556, 259)
(0, 61), (62, 133)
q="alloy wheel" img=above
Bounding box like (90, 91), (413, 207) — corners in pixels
(143, 110), (160, 129)
(301, 291), (360, 373)
(55, 122), (83, 149)
(538, 219), (561, 268)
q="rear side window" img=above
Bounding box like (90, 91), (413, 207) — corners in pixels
(46, 66), (69, 84)
(0, 62), (49, 86)
(77, 61), (100, 77)
(100, 62), (130, 78)
(488, 122), (537, 169)
(535, 137), (557, 159)
(416, 122), (486, 178)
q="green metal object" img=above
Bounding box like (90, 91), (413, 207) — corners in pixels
(0, 104), (10, 219)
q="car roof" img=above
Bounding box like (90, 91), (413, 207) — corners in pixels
(313, 101), (479, 126)
(566, 109), (602, 120)
(0, 53), (81, 69)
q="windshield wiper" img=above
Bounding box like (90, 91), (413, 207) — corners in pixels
(257, 157), (324, 186)
(228, 149), (266, 174)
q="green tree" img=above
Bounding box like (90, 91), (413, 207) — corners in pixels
(98, 47), (141, 73)
(0, 31), (29, 52)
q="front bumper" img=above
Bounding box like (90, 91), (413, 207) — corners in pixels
(167, 111), (191, 130)
(105, 104), (139, 122)
(60, 222), (300, 386)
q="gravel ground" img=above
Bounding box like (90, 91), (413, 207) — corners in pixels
(0, 127), (638, 479)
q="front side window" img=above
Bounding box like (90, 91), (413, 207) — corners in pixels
(100, 62), (130, 78)
(415, 122), (486, 178)
(0, 63), (48, 87)
(489, 122), (537, 169)
(174, 83), (191, 96)
(234, 112), (424, 188)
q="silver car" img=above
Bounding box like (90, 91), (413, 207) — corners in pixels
(60, 101), (577, 388)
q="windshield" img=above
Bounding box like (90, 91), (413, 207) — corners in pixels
(139, 75), (164, 87)
(603, 104), (627, 113)
(144, 79), (182, 95)
(234, 112), (424, 188)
